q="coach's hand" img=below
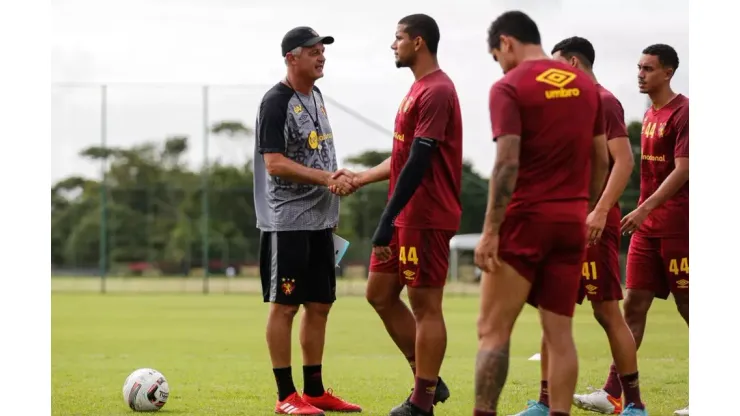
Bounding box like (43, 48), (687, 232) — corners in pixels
(621, 206), (649, 235)
(586, 209), (607, 246)
(474, 232), (500, 273)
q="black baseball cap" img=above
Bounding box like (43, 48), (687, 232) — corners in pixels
(281, 26), (335, 57)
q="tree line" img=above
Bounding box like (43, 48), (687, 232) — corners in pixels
(51, 120), (643, 275)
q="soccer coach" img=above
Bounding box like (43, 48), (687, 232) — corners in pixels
(252, 27), (362, 415)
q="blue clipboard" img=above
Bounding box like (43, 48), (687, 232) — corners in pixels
(333, 234), (350, 267)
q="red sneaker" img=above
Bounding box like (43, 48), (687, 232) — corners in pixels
(275, 392), (325, 415)
(302, 388), (362, 413)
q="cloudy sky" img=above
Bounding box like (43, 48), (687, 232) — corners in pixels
(51, 0), (689, 182)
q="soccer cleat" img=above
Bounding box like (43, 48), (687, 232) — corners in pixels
(388, 399), (433, 416)
(673, 405), (689, 416)
(409, 377), (450, 406)
(508, 400), (550, 416)
(433, 377), (450, 405)
(275, 392), (326, 415)
(302, 388), (362, 413)
(573, 388), (623, 414)
(620, 403), (648, 416)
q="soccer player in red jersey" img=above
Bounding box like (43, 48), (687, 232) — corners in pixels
(472, 11), (610, 416)
(508, 36), (645, 416)
(334, 13), (464, 416)
(573, 44), (689, 416)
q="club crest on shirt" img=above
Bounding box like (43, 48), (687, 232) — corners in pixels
(398, 96), (414, 114)
(293, 105), (303, 114)
(642, 121), (667, 139)
(308, 131), (319, 149)
(281, 277), (296, 295)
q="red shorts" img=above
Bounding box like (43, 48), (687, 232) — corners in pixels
(369, 227), (456, 288)
(577, 224), (624, 304)
(498, 216), (587, 317)
(626, 233), (689, 299)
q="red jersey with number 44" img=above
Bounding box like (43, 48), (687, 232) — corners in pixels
(489, 60), (604, 223)
(598, 84), (630, 231)
(638, 94), (689, 237)
(390, 69), (463, 231)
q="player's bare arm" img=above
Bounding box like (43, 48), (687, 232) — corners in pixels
(263, 153), (355, 195)
(588, 135), (632, 243)
(596, 138), (634, 213)
(622, 157), (688, 234)
(475, 134), (521, 273)
(641, 156), (689, 212)
(589, 133), (610, 211)
(370, 138), (437, 261)
(356, 157), (392, 186)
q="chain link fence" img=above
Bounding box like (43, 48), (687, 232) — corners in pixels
(52, 82), (632, 295)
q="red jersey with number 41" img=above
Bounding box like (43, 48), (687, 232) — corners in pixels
(390, 69), (464, 231)
(638, 94), (689, 238)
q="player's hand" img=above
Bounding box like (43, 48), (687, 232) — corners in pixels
(620, 206), (649, 235)
(474, 232), (500, 273)
(586, 209), (607, 246)
(371, 216), (394, 262)
(372, 245), (393, 262)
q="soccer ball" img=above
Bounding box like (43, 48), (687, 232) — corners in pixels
(122, 368), (170, 411)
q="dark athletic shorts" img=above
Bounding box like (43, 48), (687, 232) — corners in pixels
(259, 228), (336, 305)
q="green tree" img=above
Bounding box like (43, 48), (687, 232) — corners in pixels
(51, 120), (259, 275)
(620, 120), (643, 214)
(618, 120), (643, 253)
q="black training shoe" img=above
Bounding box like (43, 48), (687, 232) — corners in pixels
(434, 377), (450, 405)
(388, 399), (434, 416)
(409, 377), (450, 406)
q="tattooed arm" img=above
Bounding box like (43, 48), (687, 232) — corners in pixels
(483, 79), (522, 236)
(483, 135), (521, 235)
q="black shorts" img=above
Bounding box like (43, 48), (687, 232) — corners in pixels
(259, 228), (336, 305)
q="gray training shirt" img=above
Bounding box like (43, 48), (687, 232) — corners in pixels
(253, 82), (339, 232)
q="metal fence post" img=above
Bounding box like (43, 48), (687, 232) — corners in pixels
(100, 84), (108, 294)
(202, 85), (210, 294)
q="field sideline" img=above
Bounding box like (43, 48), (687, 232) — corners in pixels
(51, 280), (688, 415)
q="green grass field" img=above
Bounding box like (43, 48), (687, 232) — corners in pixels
(51, 283), (688, 416)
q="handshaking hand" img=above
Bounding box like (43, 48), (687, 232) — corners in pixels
(328, 169), (363, 196)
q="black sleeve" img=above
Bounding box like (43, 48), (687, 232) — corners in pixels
(371, 137), (438, 246)
(257, 88), (291, 154)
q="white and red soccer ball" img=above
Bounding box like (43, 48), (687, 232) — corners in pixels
(122, 368), (170, 412)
